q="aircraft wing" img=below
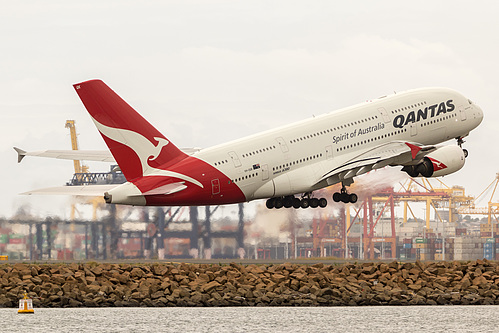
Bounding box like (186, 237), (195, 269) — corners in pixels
(14, 147), (201, 163)
(318, 141), (436, 184)
(21, 184), (118, 196)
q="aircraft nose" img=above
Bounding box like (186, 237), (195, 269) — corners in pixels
(475, 104), (484, 124)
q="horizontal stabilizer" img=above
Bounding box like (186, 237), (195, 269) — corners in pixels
(14, 148), (115, 163)
(13, 148), (201, 163)
(21, 184), (118, 196)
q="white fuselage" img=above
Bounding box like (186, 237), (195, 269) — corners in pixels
(193, 88), (483, 201)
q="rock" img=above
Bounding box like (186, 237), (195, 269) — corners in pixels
(130, 267), (145, 279)
(83, 299), (98, 307)
(2, 261), (499, 307)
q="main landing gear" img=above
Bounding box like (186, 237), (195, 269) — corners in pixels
(332, 186), (358, 204)
(266, 194), (328, 209)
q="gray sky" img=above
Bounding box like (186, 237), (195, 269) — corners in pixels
(1, 1), (498, 219)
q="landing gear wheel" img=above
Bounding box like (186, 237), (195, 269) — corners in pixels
(319, 198), (328, 208)
(333, 186), (358, 204)
(300, 198), (310, 209)
(463, 149), (468, 158)
(266, 198), (275, 209)
(310, 198), (319, 208)
(292, 198), (301, 209)
(283, 196), (293, 208)
(274, 197), (284, 209)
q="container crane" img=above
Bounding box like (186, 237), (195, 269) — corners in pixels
(457, 173), (499, 236)
(65, 120), (89, 174)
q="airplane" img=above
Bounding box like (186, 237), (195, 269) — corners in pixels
(16, 79), (483, 209)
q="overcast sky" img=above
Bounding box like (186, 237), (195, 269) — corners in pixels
(1, 1), (498, 219)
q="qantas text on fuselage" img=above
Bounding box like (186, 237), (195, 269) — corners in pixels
(17, 81), (483, 209)
(393, 100), (455, 129)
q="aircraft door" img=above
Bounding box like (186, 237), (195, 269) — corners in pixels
(228, 151), (242, 167)
(410, 122), (417, 137)
(211, 179), (220, 195)
(325, 145), (333, 159)
(261, 164), (269, 181)
(377, 107), (391, 123)
(276, 137), (289, 153)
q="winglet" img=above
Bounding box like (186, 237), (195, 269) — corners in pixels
(405, 142), (422, 160)
(13, 147), (27, 163)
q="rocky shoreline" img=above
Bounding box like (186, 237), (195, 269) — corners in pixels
(1, 260), (499, 307)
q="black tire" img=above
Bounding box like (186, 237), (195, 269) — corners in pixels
(292, 198), (301, 209)
(463, 149), (468, 158)
(301, 198), (310, 209)
(283, 196), (293, 208)
(349, 193), (358, 203)
(310, 198), (319, 208)
(340, 193), (349, 203)
(275, 197), (284, 209)
(333, 192), (341, 202)
(266, 198), (275, 209)
(319, 198), (328, 208)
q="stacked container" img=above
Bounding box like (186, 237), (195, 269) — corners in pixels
(414, 238), (428, 260)
(484, 238), (495, 260)
(454, 237), (484, 260)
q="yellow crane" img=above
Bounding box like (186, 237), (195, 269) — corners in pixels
(457, 173), (499, 236)
(65, 120), (89, 174)
(65, 120), (92, 220)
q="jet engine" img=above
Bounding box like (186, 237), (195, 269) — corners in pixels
(402, 145), (465, 178)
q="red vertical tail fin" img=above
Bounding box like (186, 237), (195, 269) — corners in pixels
(73, 79), (187, 181)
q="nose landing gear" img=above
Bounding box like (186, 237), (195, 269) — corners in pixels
(457, 137), (468, 158)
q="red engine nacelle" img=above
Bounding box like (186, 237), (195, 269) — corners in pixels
(402, 145), (466, 178)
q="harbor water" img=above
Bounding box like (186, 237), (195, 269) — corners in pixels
(2, 306), (499, 332)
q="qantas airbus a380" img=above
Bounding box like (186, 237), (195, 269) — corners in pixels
(16, 80), (483, 209)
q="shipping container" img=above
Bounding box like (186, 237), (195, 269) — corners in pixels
(484, 253), (494, 260)
(0, 234), (8, 244)
(403, 243), (412, 249)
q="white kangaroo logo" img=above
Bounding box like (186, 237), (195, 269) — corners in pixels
(92, 116), (203, 188)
